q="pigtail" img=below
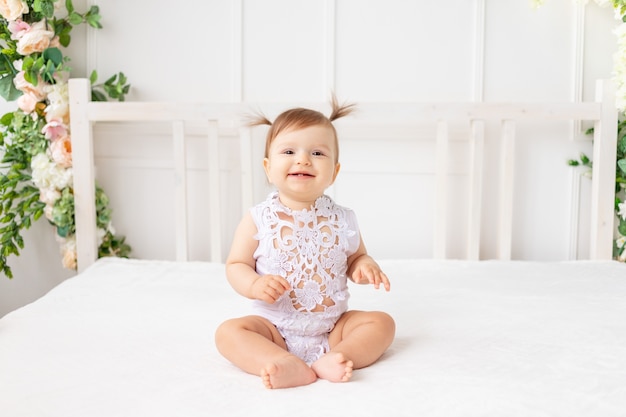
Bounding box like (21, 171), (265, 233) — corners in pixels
(245, 110), (272, 127)
(329, 93), (356, 122)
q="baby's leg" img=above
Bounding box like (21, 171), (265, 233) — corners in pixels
(315, 310), (395, 381)
(215, 316), (316, 389)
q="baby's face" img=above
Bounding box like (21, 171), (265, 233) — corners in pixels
(263, 125), (340, 210)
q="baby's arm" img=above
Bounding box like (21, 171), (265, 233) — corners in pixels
(347, 237), (391, 291)
(225, 213), (290, 304)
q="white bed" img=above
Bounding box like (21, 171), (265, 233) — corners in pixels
(1, 258), (625, 416)
(0, 79), (624, 416)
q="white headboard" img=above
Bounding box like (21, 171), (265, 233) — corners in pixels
(68, 79), (618, 273)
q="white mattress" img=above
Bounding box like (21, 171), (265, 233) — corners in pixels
(0, 258), (625, 417)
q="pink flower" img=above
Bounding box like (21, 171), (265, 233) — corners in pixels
(8, 19), (29, 40)
(17, 92), (38, 114)
(42, 119), (68, 140)
(48, 135), (72, 168)
(13, 71), (46, 101)
(16, 20), (54, 56)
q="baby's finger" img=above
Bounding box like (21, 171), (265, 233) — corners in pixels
(378, 271), (391, 291)
(270, 275), (291, 293)
(367, 270), (389, 291)
(368, 271), (380, 289)
(279, 276), (292, 291)
(352, 269), (364, 284)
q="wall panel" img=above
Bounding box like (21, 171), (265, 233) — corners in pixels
(335, 0), (476, 101)
(0, 0), (618, 317)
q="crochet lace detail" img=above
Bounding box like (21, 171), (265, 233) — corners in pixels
(254, 192), (357, 314)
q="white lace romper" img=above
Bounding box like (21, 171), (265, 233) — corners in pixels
(250, 192), (361, 364)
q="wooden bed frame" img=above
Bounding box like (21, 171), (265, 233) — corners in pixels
(1, 80), (622, 415)
(68, 78), (618, 272)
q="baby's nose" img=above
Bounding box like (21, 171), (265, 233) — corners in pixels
(296, 152), (311, 165)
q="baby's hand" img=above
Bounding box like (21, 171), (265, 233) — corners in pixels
(251, 274), (291, 304)
(351, 264), (391, 291)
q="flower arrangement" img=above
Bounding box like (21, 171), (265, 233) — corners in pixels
(569, 123), (626, 261)
(533, 0), (626, 261)
(0, 0), (131, 278)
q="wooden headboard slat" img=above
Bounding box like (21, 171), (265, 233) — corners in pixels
(68, 78), (618, 270)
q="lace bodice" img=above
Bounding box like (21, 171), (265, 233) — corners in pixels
(251, 192), (360, 319)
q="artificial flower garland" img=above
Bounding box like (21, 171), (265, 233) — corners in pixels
(532, 0), (626, 261)
(0, 0), (131, 278)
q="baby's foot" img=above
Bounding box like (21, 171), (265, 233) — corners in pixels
(311, 352), (353, 382)
(260, 355), (317, 389)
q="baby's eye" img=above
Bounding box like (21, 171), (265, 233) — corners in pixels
(282, 149), (294, 155)
(312, 151), (325, 156)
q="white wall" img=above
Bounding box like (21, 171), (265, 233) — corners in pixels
(0, 0), (618, 317)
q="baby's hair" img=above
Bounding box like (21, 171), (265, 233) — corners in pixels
(248, 94), (356, 162)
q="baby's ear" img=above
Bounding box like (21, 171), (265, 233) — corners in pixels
(263, 158), (272, 183)
(332, 162), (341, 183)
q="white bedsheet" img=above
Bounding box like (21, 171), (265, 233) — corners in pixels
(0, 258), (625, 417)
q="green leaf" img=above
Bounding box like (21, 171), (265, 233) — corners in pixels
(89, 70), (98, 84)
(65, 0), (75, 14)
(618, 158), (626, 175)
(86, 14), (103, 29)
(104, 73), (117, 85)
(0, 112), (14, 126)
(56, 225), (69, 238)
(68, 12), (83, 25)
(580, 153), (590, 165)
(2, 264), (14, 279)
(85, 6), (103, 29)
(91, 90), (107, 102)
(0, 74), (22, 102)
(35, 0), (55, 18)
(43, 48), (64, 67)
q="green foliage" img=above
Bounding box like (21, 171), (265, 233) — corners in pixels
(571, 119), (626, 260)
(0, 0), (132, 278)
(0, 1), (110, 101)
(90, 71), (130, 102)
(613, 0), (626, 21)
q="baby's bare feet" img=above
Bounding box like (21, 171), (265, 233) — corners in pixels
(260, 355), (317, 389)
(311, 352), (353, 382)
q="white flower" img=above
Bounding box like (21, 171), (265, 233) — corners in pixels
(618, 201), (626, 220)
(616, 237), (626, 262)
(39, 187), (61, 205)
(97, 227), (107, 246)
(31, 153), (73, 190)
(0, 0), (28, 21)
(44, 80), (70, 123)
(43, 204), (54, 221)
(56, 235), (77, 269)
